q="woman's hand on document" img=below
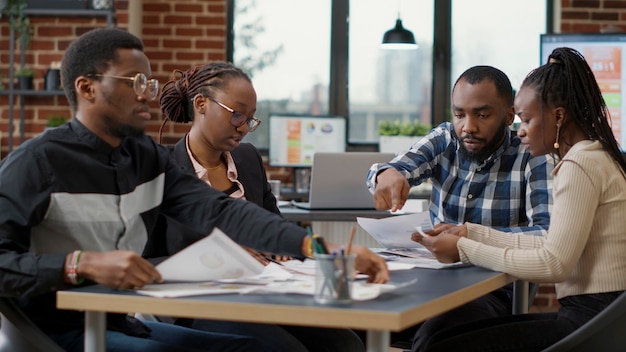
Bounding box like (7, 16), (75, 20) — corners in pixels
(411, 223), (467, 264)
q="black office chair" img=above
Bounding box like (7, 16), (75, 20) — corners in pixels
(541, 290), (626, 352)
(0, 297), (65, 352)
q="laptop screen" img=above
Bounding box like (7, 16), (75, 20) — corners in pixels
(293, 152), (395, 210)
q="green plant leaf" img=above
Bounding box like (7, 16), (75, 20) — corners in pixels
(378, 119), (431, 136)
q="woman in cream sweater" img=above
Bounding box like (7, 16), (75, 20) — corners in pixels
(412, 47), (626, 352)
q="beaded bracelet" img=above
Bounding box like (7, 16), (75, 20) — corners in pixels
(66, 250), (84, 285)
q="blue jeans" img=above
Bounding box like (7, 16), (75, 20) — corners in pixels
(421, 291), (621, 352)
(48, 320), (262, 352)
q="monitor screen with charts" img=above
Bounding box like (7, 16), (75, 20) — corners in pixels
(268, 114), (347, 167)
(540, 33), (626, 151)
(291, 152), (395, 210)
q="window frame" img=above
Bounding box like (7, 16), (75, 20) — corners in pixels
(226, 0), (555, 152)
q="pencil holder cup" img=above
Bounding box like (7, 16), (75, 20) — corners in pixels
(314, 253), (356, 305)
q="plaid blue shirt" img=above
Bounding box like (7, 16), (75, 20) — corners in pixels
(367, 122), (553, 236)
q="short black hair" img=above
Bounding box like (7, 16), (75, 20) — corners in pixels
(453, 65), (514, 105)
(61, 28), (144, 112)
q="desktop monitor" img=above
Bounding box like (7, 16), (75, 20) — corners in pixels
(268, 114), (347, 167)
(540, 33), (626, 150)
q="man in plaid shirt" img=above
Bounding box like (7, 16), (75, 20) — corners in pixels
(366, 65), (553, 351)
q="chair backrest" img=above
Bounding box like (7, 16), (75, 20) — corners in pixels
(0, 297), (65, 352)
(542, 290), (626, 352)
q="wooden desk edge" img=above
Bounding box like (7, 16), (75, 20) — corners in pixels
(58, 272), (513, 332)
(57, 291), (404, 331)
(398, 273), (515, 328)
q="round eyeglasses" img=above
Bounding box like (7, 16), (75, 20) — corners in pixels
(89, 73), (160, 101)
(209, 98), (261, 132)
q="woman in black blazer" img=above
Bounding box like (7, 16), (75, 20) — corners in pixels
(157, 61), (366, 352)
(160, 62), (278, 216)
(168, 138), (280, 216)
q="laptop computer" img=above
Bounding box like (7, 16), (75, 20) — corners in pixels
(292, 152), (395, 210)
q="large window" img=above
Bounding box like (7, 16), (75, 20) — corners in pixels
(451, 0), (548, 92)
(349, 0), (433, 143)
(232, 0), (549, 149)
(232, 0), (331, 148)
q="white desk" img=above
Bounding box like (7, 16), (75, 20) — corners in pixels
(57, 266), (515, 352)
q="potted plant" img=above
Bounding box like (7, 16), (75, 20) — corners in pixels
(45, 115), (67, 130)
(15, 66), (34, 90)
(2, 0), (33, 90)
(378, 119), (431, 154)
(2, 0), (32, 50)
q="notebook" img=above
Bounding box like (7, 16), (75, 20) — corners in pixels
(291, 152), (395, 210)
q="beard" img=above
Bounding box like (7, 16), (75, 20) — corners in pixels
(117, 124), (145, 138)
(455, 121), (508, 163)
(105, 123), (145, 140)
(103, 114), (146, 139)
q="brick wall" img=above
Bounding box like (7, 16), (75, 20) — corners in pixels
(0, 0), (228, 157)
(560, 0), (626, 32)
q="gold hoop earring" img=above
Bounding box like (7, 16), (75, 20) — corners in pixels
(554, 123), (561, 149)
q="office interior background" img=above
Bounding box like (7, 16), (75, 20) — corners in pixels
(1, 0), (625, 312)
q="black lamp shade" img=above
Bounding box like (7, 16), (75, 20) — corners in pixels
(382, 19), (416, 44)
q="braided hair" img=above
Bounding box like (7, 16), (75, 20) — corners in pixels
(521, 47), (626, 176)
(158, 61), (251, 142)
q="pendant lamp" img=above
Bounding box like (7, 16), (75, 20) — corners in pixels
(381, 1), (418, 50)
(381, 18), (418, 49)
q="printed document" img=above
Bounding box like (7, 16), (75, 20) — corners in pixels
(357, 212), (432, 249)
(357, 212), (466, 269)
(156, 227), (265, 282)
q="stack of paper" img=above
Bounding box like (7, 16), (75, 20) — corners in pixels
(135, 228), (418, 299)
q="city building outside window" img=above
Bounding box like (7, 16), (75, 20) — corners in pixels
(233, 0), (547, 148)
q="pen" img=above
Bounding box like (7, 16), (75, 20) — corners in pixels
(314, 235), (330, 254)
(337, 248), (349, 300)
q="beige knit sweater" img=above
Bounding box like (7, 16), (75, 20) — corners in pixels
(459, 140), (626, 299)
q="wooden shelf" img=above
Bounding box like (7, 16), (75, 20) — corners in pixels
(0, 90), (65, 97)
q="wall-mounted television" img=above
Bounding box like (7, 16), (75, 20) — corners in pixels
(540, 33), (626, 150)
(268, 114), (347, 167)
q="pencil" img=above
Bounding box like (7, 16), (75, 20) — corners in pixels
(346, 225), (356, 255)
